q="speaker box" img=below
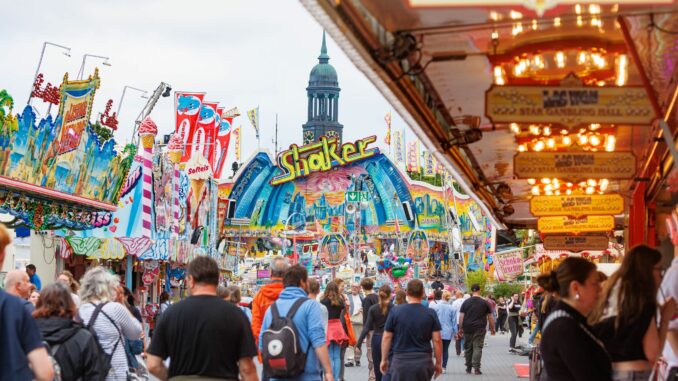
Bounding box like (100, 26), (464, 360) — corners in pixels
(227, 200), (236, 219)
(402, 201), (413, 221)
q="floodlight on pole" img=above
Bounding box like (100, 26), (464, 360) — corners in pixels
(28, 42), (71, 104)
(77, 54), (111, 80)
(117, 85), (149, 116)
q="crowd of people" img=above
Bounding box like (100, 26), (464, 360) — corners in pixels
(2, 216), (678, 381)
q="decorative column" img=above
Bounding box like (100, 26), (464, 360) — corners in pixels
(138, 117), (158, 239)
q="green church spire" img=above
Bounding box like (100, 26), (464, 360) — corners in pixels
(318, 30), (329, 63)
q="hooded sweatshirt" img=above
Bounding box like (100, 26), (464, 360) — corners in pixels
(35, 317), (101, 381)
(252, 278), (285, 345)
(260, 287), (326, 381)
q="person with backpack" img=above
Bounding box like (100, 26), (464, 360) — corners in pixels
(260, 264), (333, 381)
(147, 256), (258, 380)
(78, 266), (142, 381)
(34, 282), (101, 380)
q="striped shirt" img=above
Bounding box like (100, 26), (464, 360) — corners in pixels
(79, 302), (142, 381)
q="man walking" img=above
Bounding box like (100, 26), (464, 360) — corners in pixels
(147, 256), (258, 380)
(360, 278), (379, 381)
(459, 284), (495, 375)
(0, 225), (54, 381)
(4, 269), (34, 313)
(381, 279), (443, 381)
(450, 291), (465, 356)
(429, 289), (455, 373)
(345, 281), (364, 368)
(260, 265), (334, 381)
(252, 256), (290, 348)
(25, 264), (41, 291)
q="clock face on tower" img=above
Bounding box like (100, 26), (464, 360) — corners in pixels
(303, 130), (315, 144)
(325, 130), (339, 141)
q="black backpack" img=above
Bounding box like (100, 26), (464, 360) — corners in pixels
(261, 298), (310, 378)
(84, 302), (121, 381)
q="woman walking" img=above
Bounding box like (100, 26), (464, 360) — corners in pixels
(537, 257), (611, 381)
(357, 285), (393, 381)
(34, 283), (101, 380)
(321, 281), (349, 380)
(590, 245), (676, 381)
(78, 267), (142, 381)
(507, 293), (522, 351)
(496, 296), (507, 334)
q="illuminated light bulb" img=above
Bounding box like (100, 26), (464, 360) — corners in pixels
(597, 81), (606, 86)
(590, 134), (601, 146)
(566, 189), (572, 195)
(589, 123), (601, 130)
(527, 178), (536, 185)
(575, 4), (582, 14)
(552, 178), (560, 186)
(555, 51), (566, 68)
(494, 66), (506, 85)
(577, 15), (583, 26)
(512, 22), (523, 36)
(586, 186), (595, 195)
(600, 179), (609, 191)
(518, 144), (527, 152)
(541, 178), (551, 184)
(578, 181), (586, 187)
(587, 179), (597, 187)
(490, 11), (499, 21)
(562, 136), (572, 145)
(566, 182), (573, 188)
(546, 138), (555, 148)
(529, 125), (540, 135)
(616, 54), (628, 86)
(534, 55), (544, 69)
(554, 17), (561, 27)
(578, 134), (589, 145)
(589, 4), (600, 14)
(560, 129), (569, 135)
(578, 51), (588, 65)
(612, 4), (619, 13)
(555, 190), (561, 196)
(510, 122), (520, 134)
(605, 135), (616, 151)
(545, 190), (554, 196)
(543, 126), (551, 136)
(534, 140), (545, 151)
(531, 186), (540, 196)
(510, 10), (523, 19)
(532, 19), (538, 30)
(544, 184), (553, 192)
(491, 30), (499, 40)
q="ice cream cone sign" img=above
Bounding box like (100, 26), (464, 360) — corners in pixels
(186, 153), (212, 204)
(167, 133), (184, 164)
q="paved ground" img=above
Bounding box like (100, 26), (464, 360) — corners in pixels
(148, 331), (530, 380)
(341, 332), (530, 381)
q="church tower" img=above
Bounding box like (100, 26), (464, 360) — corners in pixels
(302, 31), (343, 144)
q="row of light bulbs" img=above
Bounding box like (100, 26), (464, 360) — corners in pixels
(516, 133), (616, 152)
(528, 178), (610, 196)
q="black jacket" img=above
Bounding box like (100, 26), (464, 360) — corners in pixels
(36, 317), (101, 381)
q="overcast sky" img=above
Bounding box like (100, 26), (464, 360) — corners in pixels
(1, 0), (411, 165)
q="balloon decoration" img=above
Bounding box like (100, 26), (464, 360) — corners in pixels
(377, 254), (413, 282)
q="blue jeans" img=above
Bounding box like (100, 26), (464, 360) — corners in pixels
(528, 321), (540, 344)
(329, 342), (342, 379)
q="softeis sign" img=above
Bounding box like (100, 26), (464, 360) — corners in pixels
(271, 136), (378, 186)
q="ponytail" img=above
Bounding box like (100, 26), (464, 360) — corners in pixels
(378, 284), (391, 315)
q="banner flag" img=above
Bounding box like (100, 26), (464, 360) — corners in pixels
(423, 150), (435, 178)
(175, 91), (206, 163)
(194, 101), (219, 162)
(214, 112), (233, 179)
(247, 107), (259, 137)
(393, 129), (405, 164)
(384, 111), (392, 145)
(233, 125), (241, 162)
(209, 106), (224, 169)
(406, 140), (420, 172)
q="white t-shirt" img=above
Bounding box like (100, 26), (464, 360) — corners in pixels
(351, 294), (362, 316)
(661, 257), (678, 369)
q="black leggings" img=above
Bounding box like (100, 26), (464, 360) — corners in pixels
(496, 313), (507, 332)
(509, 315), (520, 348)
(372, 332), (384, 381)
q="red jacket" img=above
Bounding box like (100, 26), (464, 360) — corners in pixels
(251, 278), (284, 346)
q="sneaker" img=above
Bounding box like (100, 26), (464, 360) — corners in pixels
(474, 369), (482, 375)
(466, 367), (472, 374)
(442, 368), (447, 374)
(345, 362), (354, 367)
(356, 361), (361, 367)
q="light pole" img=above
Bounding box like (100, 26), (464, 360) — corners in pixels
(77, 54), (111, 80)
(28, 42), (71, 104)
(282, 212), (304, 263)
(117, 85), (148, 116)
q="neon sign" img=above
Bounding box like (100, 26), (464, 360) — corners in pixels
(270, 136), (378, 186)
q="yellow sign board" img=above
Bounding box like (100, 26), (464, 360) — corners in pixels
(485, 82), (655, 127)
(538, 215), (615, 234)
(530, 194), (624, 218)
(514, 151), (636, 181)
(542, 234), (610, 252)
